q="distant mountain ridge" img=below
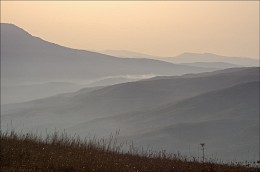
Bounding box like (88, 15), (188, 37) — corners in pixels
(100, 50), (259, 67)
(164, 52), (259, 66)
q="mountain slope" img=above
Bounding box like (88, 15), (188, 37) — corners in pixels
(1, 23), (212, 83)
(127, 81), (259, 161)
(69, 81), (259, 161)
(68, 80), (259, 135)
(1, 23), (218, 104)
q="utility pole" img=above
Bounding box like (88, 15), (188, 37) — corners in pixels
(200, 143), (205, 163)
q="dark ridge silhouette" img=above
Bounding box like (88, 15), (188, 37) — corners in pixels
(1, 131), (257, 172)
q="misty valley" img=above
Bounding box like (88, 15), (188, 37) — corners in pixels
(1, 23), (259, 171)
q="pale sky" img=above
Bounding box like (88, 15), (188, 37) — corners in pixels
(1, 1), (259, 59)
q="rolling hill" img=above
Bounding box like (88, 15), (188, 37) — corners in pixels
(1, 67), (259, 161)
(69, 81), (259, 161)
(2, 67), (259, 132)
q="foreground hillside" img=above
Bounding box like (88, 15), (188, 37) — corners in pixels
(1, 131), (258, 172)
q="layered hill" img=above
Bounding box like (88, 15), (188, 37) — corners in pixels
(2, 67), (259, 161)
(2, 67), (258, 131)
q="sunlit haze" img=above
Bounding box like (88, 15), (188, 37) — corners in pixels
(1, 1), (260, 166)
(1, 1), (259, 59)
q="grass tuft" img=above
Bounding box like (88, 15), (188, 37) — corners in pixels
(1, 130), (258, 172)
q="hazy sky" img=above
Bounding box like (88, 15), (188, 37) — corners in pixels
(1, 1), (259, 59)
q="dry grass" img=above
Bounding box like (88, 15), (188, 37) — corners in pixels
(1, 130), (259, 172)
